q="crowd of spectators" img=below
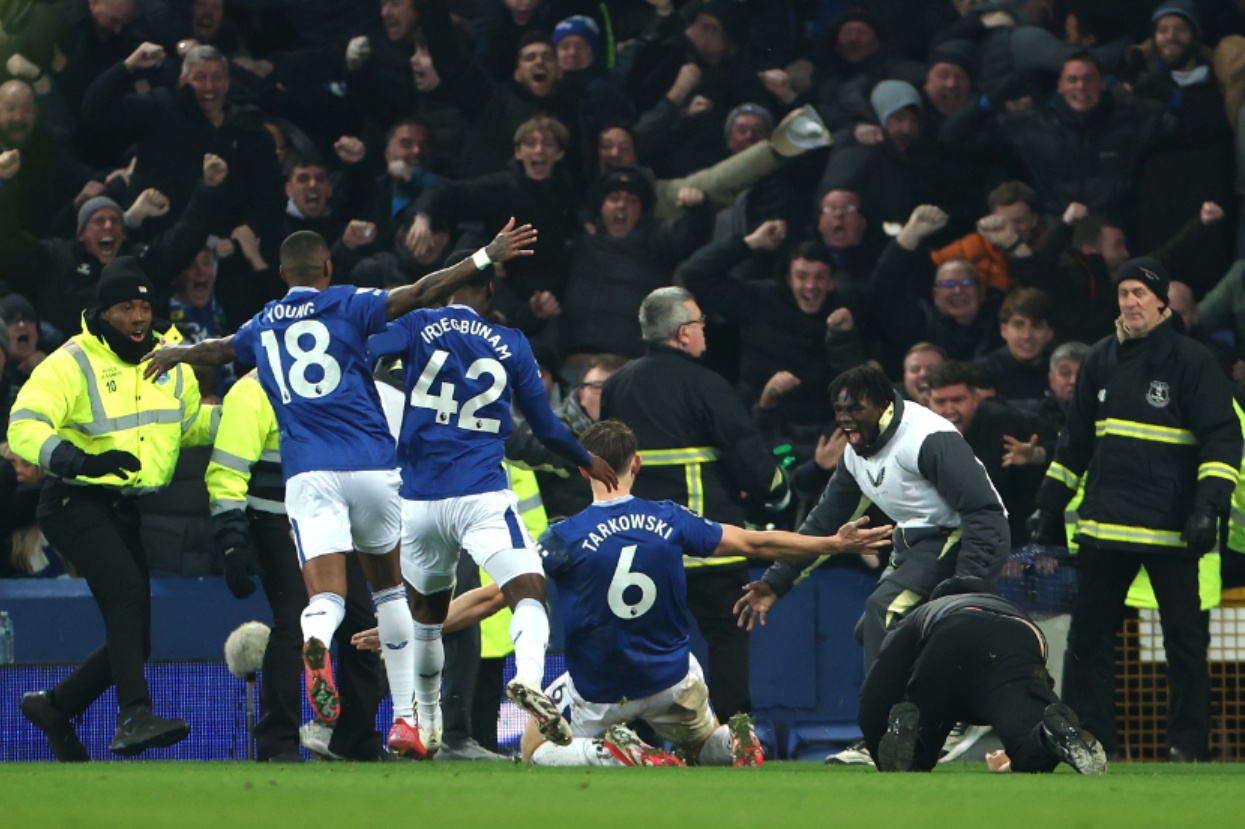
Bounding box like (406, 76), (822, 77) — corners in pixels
(6, 0), (1245, 580)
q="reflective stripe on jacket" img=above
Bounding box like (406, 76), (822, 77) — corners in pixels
(8, 317), (214, 490)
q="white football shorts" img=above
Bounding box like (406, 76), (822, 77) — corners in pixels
(401, 489), (542, 594)
(543, 655), (717, 751)
(286, 468), (402, 562)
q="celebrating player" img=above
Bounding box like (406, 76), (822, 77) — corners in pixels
(523, 419), (893, 767)
(142, 219), (537, 758)
(366, 252), (618, 758)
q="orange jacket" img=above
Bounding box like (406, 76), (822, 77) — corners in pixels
(931, 232), (1012, 293)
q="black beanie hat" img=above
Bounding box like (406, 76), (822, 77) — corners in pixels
(928, 39), (978, 80)
(595, 166), (655, 213)
(97, 256), (155, 311)
(1113, 256), (1170, 304)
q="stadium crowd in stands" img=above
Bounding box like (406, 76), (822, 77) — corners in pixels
(6, 0), (1245, 765)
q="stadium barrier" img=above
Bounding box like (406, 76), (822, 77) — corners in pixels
(0, 568), (878, 761)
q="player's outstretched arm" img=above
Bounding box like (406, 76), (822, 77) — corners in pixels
(384, 217), (538, 320)
(714, 516), (893, 561)
(349, 584), (507, 650)
(142, 335), (236, 380)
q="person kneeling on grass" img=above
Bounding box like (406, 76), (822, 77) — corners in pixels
(523, 418), (892, 767)
(860, 575), (1107, 774)
(354, 418), (893, 766)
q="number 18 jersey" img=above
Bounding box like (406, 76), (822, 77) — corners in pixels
(231, 285), (397, 479)
(538, 495), (723, 704)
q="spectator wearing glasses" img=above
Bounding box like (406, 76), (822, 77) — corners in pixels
(868, 205), (1003, 371)
(815, 188), (884, 303)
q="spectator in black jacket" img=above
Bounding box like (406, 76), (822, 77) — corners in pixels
(815, 188), (882, 302)
(866, 205), (1004, 371)
(819, 80), (931, 228)
(0, 151), (226, 338)
(81, 43), (284, 245)
(940, 52), (1174, 223)
(408, 115), (580, 333)
(422, 0), (583, 181)
(976, 287), (1056, 410)
(927, 361), (1054, 547)
(560, 166), (712, 361)
(624, 0), (774, 178)
(0, 79), (93, 238)
(680, 223), (865, 427)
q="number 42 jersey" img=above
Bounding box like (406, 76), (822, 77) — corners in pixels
(232, 285), (397, 479)
(370, 304), (589, 501)
(538, 495), (724, 704)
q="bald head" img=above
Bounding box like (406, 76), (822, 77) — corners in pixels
(89, 0), (136, 36)
(0, 80), (37, 148)
(1167, 280), (1198, 331)
(279, 231), (331, 286)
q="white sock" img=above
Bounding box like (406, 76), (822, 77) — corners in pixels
(698, 724), (734, 766)
(374, 586), (415, 722)
(531, 738), (619, 767)
(510, 598), (549, 687)
(411, 620), (444, 725)
(301, 592), (345, 647)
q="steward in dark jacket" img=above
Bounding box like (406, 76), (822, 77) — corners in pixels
(1031, 256), (1241, 762)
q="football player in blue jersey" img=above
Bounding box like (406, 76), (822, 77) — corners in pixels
(522, 418), (893, 767)
(367, 256), (619, 758)
(142, 220), (538, 758)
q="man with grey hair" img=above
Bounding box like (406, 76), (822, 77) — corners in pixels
(601, 286), (790, 722)
(80, 39), (284, 243)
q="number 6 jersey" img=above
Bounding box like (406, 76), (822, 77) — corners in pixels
(370, 304), (590, 501)
(232, 285), (397, 479)
(538, 495), (723, 704)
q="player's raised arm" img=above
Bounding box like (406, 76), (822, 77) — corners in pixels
(384, 217), (538, 320)
(142, 335), (237, 380)
(714, 516), (893, 561)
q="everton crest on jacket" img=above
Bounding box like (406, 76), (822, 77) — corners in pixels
(1036, 318), (1242, 555)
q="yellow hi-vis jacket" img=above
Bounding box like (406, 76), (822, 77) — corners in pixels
(7, 317), (216, 490)
(205, 372), (285, 516)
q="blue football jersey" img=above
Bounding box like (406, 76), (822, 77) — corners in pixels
(232, 285), (396, 479)
(369, 305), (589, 500)
(538, 495), (723, 704)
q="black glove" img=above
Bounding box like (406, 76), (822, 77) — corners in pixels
(1182, 511), (1218, 557)
(213, 509), (259, 599)
(223, 543), (259, 599)
(77, 450), (141, 480)
(1027, 508), (1066, 547)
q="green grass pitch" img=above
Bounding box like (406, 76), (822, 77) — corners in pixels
(4, 762), (1245, 829)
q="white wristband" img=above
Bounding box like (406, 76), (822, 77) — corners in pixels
(472, 248), (492, 270)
